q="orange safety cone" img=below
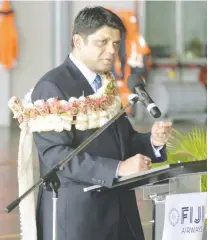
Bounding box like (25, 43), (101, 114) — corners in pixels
(0, 0), (18, 69)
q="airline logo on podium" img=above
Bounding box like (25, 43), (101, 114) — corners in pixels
(168, 206), (205, 233)
(168, 208), (180, 226)
(162, 193), (207, 240)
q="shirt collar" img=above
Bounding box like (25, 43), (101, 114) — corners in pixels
(69, 53), (96, 85)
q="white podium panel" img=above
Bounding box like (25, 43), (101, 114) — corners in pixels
(162, 192), (207, 240)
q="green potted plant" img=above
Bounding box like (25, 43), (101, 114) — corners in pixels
(153, 126), (207, 191)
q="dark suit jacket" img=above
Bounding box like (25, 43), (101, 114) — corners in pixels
(31, 57), (166, 240)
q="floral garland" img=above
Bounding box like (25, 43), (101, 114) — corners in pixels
(8, 71), (122, 132)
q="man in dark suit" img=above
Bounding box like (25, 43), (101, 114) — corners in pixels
(32, 6), (172, 240)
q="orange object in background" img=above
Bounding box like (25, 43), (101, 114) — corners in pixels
(199, 65), (207, 89)
(0, 0), (18, 68)
(109, 9), (152, 113)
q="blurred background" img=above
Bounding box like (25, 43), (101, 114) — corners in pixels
(0, 0), (207, 239)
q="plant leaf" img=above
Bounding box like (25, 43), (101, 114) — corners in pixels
(167, 127), (207, 161)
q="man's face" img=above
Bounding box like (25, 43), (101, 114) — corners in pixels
(77, 26), (121, 73)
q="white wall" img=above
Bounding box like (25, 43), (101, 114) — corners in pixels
(10, 1), (53, 98)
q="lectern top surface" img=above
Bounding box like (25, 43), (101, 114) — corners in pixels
(118, 165), (170, 182)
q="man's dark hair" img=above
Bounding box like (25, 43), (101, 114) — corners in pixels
(71, 6), (126, 48)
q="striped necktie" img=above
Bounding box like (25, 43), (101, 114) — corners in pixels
(93, 74), (102, 91)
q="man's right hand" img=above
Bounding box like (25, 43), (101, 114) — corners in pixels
(117, 154), (152, 177)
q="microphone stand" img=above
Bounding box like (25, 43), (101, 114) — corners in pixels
(5, 96), (139, 240)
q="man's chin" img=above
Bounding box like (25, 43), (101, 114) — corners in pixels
(99, 65), (113, 72)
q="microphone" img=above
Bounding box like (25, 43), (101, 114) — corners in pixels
(127, 74), (161, 118)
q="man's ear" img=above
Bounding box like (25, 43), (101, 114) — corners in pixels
(72, 34), (84, 50)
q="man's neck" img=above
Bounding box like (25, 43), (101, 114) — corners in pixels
(71, 50), (84, 65)
(71, 50), (101, 74)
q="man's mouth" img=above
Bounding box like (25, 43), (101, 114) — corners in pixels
(102, 59), (113, 64)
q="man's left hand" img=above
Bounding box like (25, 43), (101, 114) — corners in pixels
(151, 121), (173, 147)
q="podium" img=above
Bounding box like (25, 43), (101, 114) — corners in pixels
(83, 160), (207, 240)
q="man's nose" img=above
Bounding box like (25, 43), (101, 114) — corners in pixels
(106, 42), (116, 54)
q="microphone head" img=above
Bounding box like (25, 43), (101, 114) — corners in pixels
(127, 74), (144, 92)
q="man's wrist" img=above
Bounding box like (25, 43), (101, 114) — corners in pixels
(151, 135), (165, 148)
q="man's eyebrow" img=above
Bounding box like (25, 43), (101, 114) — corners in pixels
(114, 40), (121, 43)
(94, 38), (121, 43)
(96, 37), (109, 41)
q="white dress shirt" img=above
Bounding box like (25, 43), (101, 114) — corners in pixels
(70, 53), (98, 92)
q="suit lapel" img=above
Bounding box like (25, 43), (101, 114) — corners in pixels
(64, 57), (94, 97)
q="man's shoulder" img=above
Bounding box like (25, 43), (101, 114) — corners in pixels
(36, 62), (69, 87)
(31, 61), (74, 101)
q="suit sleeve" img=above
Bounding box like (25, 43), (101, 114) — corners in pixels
(31, 81), (120, 187)
(128, 121), (167, 163)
